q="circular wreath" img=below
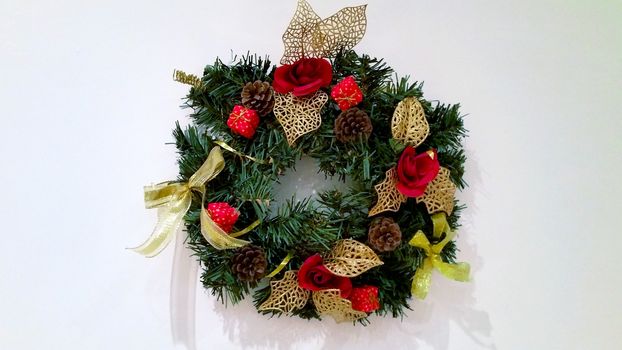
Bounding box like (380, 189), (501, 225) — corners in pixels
(135, 1), (470, 324)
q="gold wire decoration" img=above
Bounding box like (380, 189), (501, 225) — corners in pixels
(312, 289), (367, 323)
(391, 96), (429, 147)
(173, 69), (202, 89)
(314, 4), (367, 58)
(281, 0), (367, 64)
(368, 168), (407, 217)
(273, 91), (328, 145)
(281, 0), (320, 64)
(323, 239), (383, 277)
(416, 167), (456, 215)
(258, 270), (310, 314)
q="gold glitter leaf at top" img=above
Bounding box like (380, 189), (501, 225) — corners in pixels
(368, 167), (407, 217)
(258, 270), (310, 314)
(173, 69), (202, 89)
(281, 0), (321, 64)
(312, 289), (367, 323)
(314, 4), (367, 58)
(416, 167), (456, 215)
(273, 91), (328, 145)
(323, 239), (383, 277)
(391, 97), (429, 147)
(280, 0), (367, 64)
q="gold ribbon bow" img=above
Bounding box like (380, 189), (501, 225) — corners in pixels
(409, 213), (470, 299)
(132, 146), (252, 257)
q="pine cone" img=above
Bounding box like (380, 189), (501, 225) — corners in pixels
(231, 245), (268, 282)
(334, 107), (373, 143)
(368, 217), (402, 252)
(241, 81), (275, 116)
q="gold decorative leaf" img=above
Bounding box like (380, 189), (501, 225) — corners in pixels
(258, 270), (310, 314)
(313, 5), (367, 59)
(368, 167), (407, 216)
(281, 0), (321, 65)
(323, 239), (383, 277)
(281, 0), (367, 64)
(416, 167), (456, 215)
(273, 91), (328, 145)
(312, 289), (367, 323)
(391, 97), (429, 147)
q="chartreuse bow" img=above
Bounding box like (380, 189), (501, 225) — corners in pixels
(409, 213), (470, 299)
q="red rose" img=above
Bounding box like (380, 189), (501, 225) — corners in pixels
(298, 254), (352, 298)
(396, 146), (440, 197)
(272, 58), (333, 97)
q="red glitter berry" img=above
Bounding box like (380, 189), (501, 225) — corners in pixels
(330, 76), (363, 111)
(348, 285), (380, 313)
(227, 105), (260, 139)
(206, 202), (240, 233)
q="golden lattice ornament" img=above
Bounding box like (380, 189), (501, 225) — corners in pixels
(258, 270), (310, 314)
(391, 96), (429, 147)
(273, 90), (328, 145)
(281, 0), (367, 64)
(368, 167), (407, 216)
(312, 289), (367, 323)
(323, 239), (383, 277)
(416, 167), (456, 215)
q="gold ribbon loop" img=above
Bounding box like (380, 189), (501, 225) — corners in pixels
(266, 252), (294, 278)
(133, 193), (192, 257)
(409, 214), (470, 299)
(132, 146), (254, 257)
(200, 209), (250, 250)
(144, 182), (189, 209)
(188, 147), (225, 186)
(229, 220), (261, 238)
(214, 140), (271, 164)
(431, 212), (450, 239)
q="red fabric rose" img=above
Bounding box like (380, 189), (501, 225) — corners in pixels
(396, 146), (440, 197)
(298, 254), (352, 298)
(272, 58), (333, 97)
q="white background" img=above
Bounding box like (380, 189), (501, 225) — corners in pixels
(1, 0), (621, 349)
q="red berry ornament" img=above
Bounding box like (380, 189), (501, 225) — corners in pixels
(206, 202), (240, 233)
(227, 105), (259, 139)
(348, 285), (380, 313)
(330, 76), (363, 111)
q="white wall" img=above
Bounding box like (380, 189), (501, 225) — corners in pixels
(1, 0), (621, 349)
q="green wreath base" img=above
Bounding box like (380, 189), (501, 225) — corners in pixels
(171, 51), (467, 323)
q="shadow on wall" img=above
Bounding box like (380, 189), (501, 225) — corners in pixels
(201, 148), (494, 350)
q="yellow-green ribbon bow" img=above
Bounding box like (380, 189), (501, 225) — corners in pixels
(409, 213), (470, 299)
(132, 146), (252, 257)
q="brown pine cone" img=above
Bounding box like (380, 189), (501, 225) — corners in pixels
(241, 81), (275, 116)
(334, 107), (373, 143)
(368, 217), (402, 252)
(231, 245), (268, 282)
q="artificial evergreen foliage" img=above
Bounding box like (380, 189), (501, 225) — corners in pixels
(172, 51), (467, 322)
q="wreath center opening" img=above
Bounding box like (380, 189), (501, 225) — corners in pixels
(271, 155), (349, 211)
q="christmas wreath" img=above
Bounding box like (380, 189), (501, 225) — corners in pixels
(133, 0), (470, 324)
